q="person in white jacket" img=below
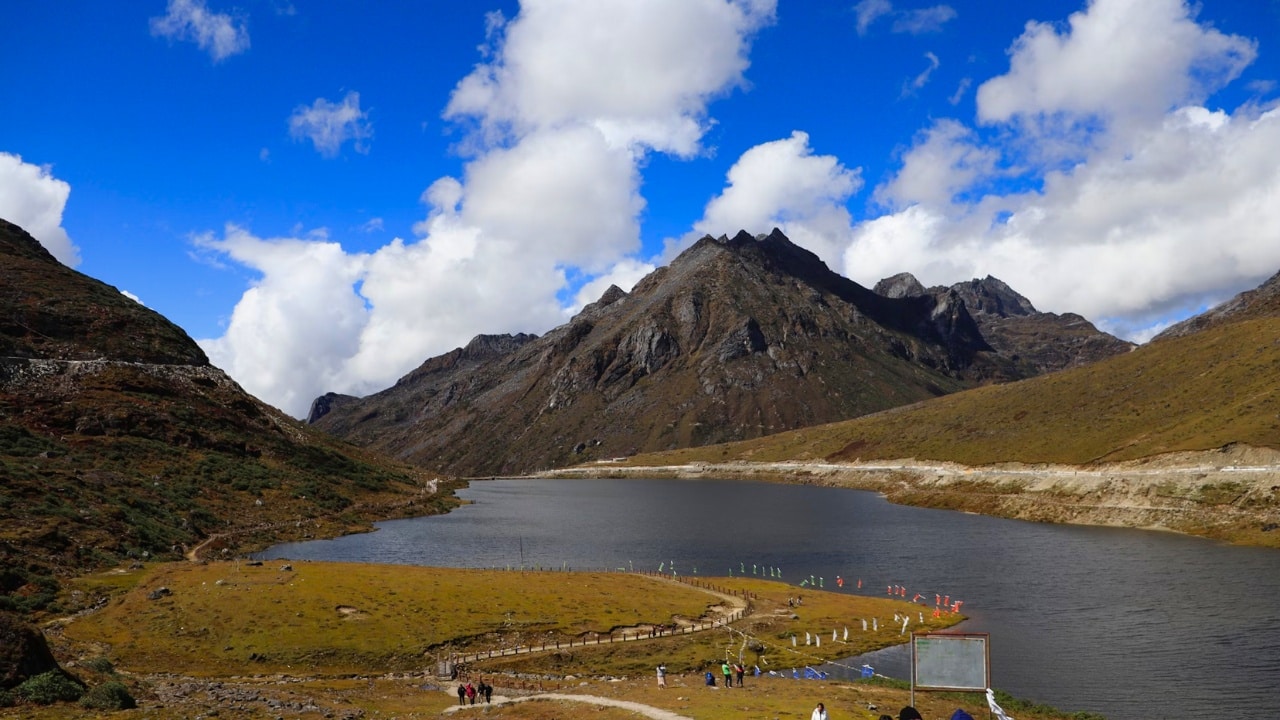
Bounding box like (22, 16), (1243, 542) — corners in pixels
(811, 701), (829, 720)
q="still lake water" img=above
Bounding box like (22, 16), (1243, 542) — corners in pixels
(260, 478), (1280, 720)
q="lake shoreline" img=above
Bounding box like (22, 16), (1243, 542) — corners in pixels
(534, 444), (1280, 549)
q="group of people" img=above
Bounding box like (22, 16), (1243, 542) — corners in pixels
(721, 660), (746, 686)
(455, 680), (493, 705)
(685, 660), (751, 688)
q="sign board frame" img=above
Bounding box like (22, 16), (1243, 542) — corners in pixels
(911, 631), (990, 694)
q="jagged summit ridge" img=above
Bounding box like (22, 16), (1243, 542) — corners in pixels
(871, 270), (1132, 374)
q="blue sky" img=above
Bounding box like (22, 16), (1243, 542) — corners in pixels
(3, 0), (1279, 417)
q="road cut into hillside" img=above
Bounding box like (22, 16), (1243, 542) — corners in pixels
(543, 444), (1280, 548)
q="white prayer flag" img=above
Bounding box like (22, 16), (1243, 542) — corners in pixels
(987, 689), (1015, 720)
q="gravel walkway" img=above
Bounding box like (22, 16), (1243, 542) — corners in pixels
(442, 692), (692, 720)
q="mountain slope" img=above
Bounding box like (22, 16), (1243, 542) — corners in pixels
(627, 299), (1280, 468)
(0, 219), (453, 613)
(311, 229), (1126, 476)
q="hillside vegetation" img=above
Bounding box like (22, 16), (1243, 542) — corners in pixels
(0, 218), (457, 614)
(630, 316), (1280, 466)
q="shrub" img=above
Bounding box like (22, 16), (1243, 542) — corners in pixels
(83, 656), (115, 674)
(0, 688), (14, 707)
(16, 671), (84, 705)
(79, 681), (136, 710)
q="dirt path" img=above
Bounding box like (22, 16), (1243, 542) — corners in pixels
(442, 692), (692, 720)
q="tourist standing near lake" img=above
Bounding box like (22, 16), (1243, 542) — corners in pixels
(657, 664), (667, 688)
(811, 701), (828, 720)
(722, 660), (732, 688)
(734, 662), (744, 686)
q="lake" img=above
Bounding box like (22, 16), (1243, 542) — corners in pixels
(259, 478), (1280, 720)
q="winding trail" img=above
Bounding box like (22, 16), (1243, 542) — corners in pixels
(450, 573), (750, 665)
(442, 692), (692, 720)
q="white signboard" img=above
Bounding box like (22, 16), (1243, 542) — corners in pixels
(912, 632), (989, 691)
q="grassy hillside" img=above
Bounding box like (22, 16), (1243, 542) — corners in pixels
(0, 219), (458, 615)
(629, 317), (1280, 466)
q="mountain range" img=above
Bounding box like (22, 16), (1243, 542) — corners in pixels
(309, 229), (1131, 476)
(646, 265), (1280, 468)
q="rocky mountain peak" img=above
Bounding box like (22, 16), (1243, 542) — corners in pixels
(870, 269), (1131, 375)
(873, 272), (927, 299)
(309, 228), (1070, 476)
(950, 276), (1038, 318)
(462, 333), (538, 360)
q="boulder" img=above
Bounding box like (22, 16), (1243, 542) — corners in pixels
(0, 612), (63, 690)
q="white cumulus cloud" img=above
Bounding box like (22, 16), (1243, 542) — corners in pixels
(976, 0), (1255, 143)
(689, 131), (862, 267)
(288, 91), (373, 157)
(445, 0), (775, 156)
(0, 152), (79, 266)
(149, 0), (249, 62)
(844, 0), (1280, 339)
(200, 0), (776, 417)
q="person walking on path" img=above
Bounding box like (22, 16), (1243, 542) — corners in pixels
(465, 682), (476, 705)
(456, 683), (466, 706)
(722, 661), (732, 688)
(811, 702), (829, 720)
(657, 664), (667, 689)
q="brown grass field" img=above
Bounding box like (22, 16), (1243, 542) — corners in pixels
(11, 560), (1100, 720)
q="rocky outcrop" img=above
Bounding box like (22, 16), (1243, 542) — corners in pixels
(872, 272), (926, 299)
(873, 272), (1134, 374)
(0, 612), (66, 689)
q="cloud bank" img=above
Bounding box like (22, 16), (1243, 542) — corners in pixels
(705, 0), (1279, 343)
(200, 0), (776, 416)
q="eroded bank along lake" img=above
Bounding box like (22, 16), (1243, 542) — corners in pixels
(260, 478), (1280, 720)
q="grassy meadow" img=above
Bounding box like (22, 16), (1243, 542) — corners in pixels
(12, 560), (1104, 719)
